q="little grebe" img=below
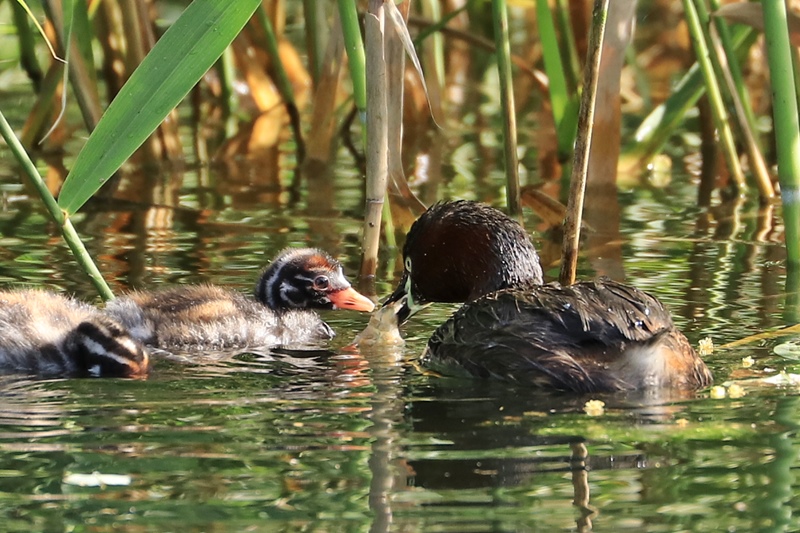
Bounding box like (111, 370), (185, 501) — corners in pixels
(105, 248), (374, 351)
(383, 201), (712, 392)
(0, 290), (149, 378)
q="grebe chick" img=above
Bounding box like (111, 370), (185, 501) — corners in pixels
(105, 248), (375, 351)
(0, 290), (149, 378)
(383, 201), (712, 393)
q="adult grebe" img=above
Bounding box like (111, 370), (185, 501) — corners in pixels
(382, 201), (712, 392)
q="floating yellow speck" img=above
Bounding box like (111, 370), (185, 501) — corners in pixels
(698, 337), (714, 356)
(728, 383), (746, 398)
(583, 399), (605, 416)
(675, 418), (689, 428)
(742, 356), (755, 368)
(710, 386), (727, 399)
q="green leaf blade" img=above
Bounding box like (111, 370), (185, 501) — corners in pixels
(58, 0), (262, 214)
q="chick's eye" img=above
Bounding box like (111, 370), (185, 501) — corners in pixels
(313, 275), (330, 290)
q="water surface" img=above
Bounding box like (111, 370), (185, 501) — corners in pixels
(0, 152), (794, 531)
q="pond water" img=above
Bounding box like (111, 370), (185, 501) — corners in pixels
(0, 143), (795, 532)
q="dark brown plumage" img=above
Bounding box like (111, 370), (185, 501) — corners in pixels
(383, 201), (712, 392)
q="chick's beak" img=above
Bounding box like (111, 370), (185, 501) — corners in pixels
(327, 286), (375, 312)
(126, 349), (150, 379)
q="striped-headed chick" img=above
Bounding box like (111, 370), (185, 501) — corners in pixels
(105, 248), (374, 351)
(0, 290), (149, 378)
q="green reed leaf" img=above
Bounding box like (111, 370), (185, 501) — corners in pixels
(58, 0), (262, 214)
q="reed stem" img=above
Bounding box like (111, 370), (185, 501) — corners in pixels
(11, 1), (44, 91)
(696, 0), (772, 199)
(491, 0), (520, 216)
(683, 0), (745, 193)
(42, 0), (104, 133)
(255, 6), (306, 163)
(560, 0), (608, 286)
(0, 111), (114, 300)
(623, 27), (755, 170)
(360, 0), (389, 281)
(537, 0), (575, 156)
(338, 0), (367, 117)
(302, 0), (326, 86)
(762, 0), (800, 264)
(707, 0), (759, 144)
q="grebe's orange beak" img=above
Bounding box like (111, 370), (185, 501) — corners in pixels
(328, 287), (375, 312)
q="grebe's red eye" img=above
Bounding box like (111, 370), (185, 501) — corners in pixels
(313, 275), (330, 290)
